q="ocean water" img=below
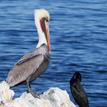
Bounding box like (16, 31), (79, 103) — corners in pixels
(0, 0), (107, 106)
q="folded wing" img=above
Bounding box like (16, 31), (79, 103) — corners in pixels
(6, 49), (44, 87)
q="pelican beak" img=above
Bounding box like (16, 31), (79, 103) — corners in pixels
(45, 21), (51, 51)
(40, 17), (51, 51)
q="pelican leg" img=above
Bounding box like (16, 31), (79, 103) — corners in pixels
(27, 80), (32, 92)
(26, 80), (40, 98)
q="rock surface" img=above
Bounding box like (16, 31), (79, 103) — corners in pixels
(0, 81), (76, 107)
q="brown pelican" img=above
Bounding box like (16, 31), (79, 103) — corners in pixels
(70, 72), (89, 107)
(6, 9), (51, 97)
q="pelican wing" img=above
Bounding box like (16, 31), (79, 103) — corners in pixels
(16, 49), (40, 65)
(6, 50), (45, 87)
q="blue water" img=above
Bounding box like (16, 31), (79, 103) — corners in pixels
(0, 0), (107, 106)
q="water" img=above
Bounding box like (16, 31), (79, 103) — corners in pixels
(0, 0), (107, 106)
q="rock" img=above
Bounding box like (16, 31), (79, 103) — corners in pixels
(41, 87), (76, 107)
(0, 81), (76, 107)
(0, 81), (14, 104)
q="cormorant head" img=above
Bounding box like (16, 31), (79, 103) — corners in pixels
(70, 72), (81, 84)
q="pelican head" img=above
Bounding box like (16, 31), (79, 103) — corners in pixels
(34, 9), (51, 51)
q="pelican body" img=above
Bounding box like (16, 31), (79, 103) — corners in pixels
(6, 9), (51, 95)
(70, 72), (89, 107)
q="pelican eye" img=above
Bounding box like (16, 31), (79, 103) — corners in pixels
(43, 17), (49, 22)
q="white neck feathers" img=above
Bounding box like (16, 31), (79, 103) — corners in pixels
(34, 10), (47, 48)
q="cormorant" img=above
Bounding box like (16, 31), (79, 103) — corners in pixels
(70, 72), (89, 107)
